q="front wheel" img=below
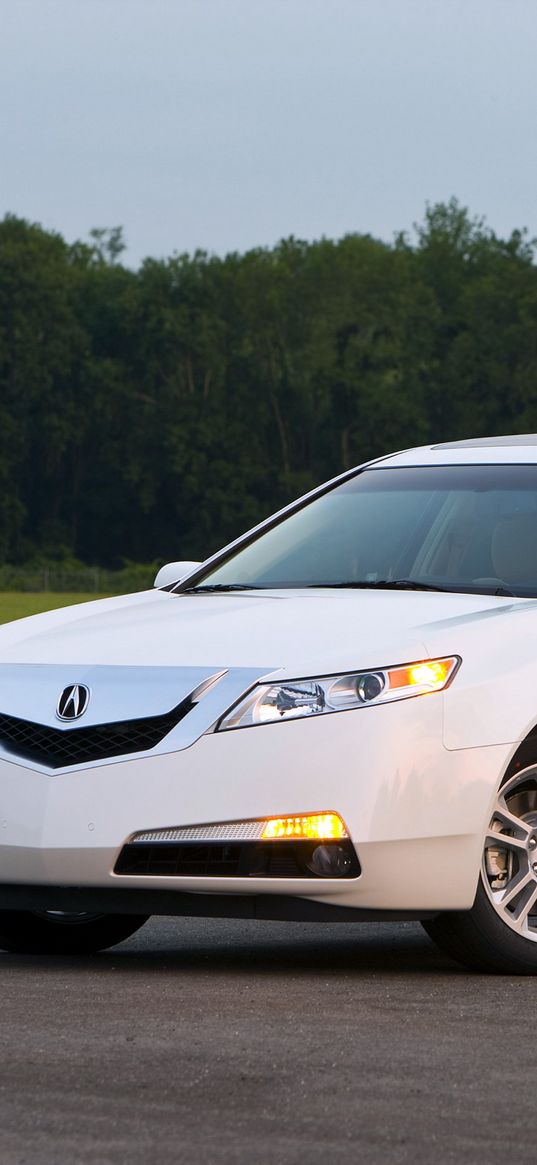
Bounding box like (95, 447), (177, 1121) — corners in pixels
(423, 763), (537, 973)
(0, 910), (149, 954)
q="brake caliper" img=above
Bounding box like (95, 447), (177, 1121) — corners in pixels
(485, 846), (509, 888)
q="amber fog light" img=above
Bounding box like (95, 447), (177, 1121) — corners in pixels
(261, 812), (348, 841)
(306, 843), (355, 877)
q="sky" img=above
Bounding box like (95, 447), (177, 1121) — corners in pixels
(1, 0), (537, 267)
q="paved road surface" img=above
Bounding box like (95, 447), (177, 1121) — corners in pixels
(0, 916), (533, 1163)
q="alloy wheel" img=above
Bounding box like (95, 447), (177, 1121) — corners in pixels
(483, 765), (537, 941)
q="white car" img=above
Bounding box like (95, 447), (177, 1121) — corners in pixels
(4, 435), (537, 972)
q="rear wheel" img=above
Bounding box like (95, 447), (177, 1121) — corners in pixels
(0, 910), (149, 954)
(423, 763), (537, 973)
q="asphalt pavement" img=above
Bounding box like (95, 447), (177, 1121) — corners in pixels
(0, 916), (533, 1164)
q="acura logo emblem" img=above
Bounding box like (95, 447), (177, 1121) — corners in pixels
(56, 684), (91, 721)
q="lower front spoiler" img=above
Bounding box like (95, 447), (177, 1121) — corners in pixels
(0, 884), (436, 923)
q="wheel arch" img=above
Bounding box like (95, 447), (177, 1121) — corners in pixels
(501, 726), (537, 788)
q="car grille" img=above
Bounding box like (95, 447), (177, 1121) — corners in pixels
(0, 697), (193, 769)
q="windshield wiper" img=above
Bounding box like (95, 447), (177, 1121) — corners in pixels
(185, 578), (516, 596)
(185, 579), (451, 593)
(181, 583), (263, 593)
(308, 579), (451, 592)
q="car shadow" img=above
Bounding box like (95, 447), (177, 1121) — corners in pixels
(0, 919), (465, 976)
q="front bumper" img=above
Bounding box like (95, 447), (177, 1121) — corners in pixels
(0, 696), (512, 914)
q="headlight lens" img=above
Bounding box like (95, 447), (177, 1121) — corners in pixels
(217, 656), (460, 730)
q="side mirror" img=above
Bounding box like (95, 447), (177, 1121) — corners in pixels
(153, 561), (202, 588)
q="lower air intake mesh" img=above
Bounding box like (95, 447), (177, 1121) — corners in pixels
(114, 840), (361, 879)
(0, 698), (193, 769)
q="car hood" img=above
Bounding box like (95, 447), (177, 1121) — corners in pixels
(0, 586), (525, 678)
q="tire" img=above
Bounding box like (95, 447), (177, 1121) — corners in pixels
(0, 910), (149, 955)
(423, 762), (537, 974)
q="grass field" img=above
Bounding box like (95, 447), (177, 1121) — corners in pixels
(0, 593), (111, 624)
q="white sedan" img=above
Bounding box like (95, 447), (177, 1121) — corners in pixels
(2, 435), (537, 972)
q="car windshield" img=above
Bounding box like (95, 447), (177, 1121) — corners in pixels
(181, 465), (537, 597)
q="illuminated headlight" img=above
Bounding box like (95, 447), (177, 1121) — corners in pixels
(217, 656), (460, 730)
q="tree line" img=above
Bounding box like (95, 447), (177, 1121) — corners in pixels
(1, 199), (537, 570)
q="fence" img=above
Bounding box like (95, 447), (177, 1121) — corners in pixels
(0, 563), (160, 594)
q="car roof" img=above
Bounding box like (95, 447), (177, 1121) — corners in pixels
(380, 435), (537, 468)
